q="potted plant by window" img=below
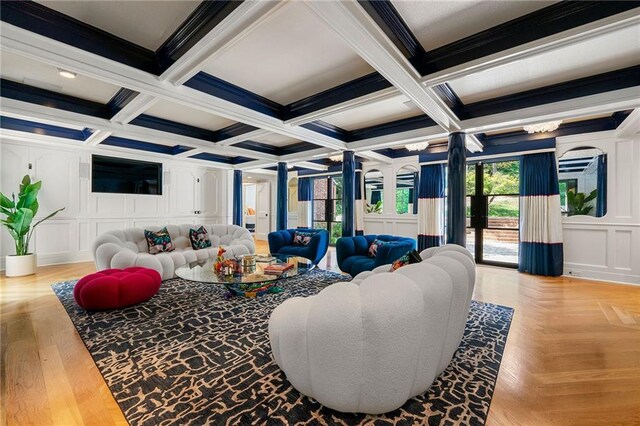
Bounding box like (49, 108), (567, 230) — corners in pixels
(1, 175), (65, 277)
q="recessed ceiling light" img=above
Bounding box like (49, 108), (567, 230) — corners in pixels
(57, 68), (77, 79)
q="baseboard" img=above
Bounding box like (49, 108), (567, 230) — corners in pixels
(0, 251), (93, 271)
(562, 267), (640, 286)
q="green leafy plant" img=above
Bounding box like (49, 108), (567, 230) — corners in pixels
(567, 189), (597, 216)
(366, 200), (383, 214)
(0, 175), (65, 256)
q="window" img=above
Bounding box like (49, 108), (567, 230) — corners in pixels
(364, 170), (383, 214)
(395, 166), (418, 214)
(312, 176), (342, 245)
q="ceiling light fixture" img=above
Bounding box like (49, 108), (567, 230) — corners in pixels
(57, 68), (77, 79)
(405, 141), (429, 151)
(329, 155), (343, 162)
(523, 120), (562, 134)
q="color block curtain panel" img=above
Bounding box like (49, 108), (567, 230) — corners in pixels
(417, 164), (445, 251)
(596, 154), (607, 218)
(519, 152), (564, 276)
(355, 171), (365, 235)
(297, 177), (312, 228)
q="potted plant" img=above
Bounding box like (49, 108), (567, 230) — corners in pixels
(567, 189), (597, 216)
(1, 175), (65, 277)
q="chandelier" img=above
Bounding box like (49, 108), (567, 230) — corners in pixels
(405, 141), (429, 151)
(329, 155), (343, 162)
(523, 120), (562, 134)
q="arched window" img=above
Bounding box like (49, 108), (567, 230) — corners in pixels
(395, 166), (418, 214)
(364, 170), (383, 214)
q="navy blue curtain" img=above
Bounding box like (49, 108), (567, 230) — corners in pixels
(355, 171), (364, 235)
(232, 170), (242, 226)
(519, 152), (564, 276)
(412, 171), (419, 214)
(298, 177), (312, 202)
(596, 154), (607, 217)
(417, 164), (445, 251)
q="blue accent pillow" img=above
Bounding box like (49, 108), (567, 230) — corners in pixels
(293, 230), (315, 246)
(189, 226), (212, 250)
(368, 239), (387, 258)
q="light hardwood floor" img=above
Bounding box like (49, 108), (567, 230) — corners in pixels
(1, 241), (639, 425)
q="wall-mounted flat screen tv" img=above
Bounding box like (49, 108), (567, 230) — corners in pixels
(92, 155), (162, 195)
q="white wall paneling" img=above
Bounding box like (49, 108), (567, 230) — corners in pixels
(557, 131), (640, 285)
(0, 138), (231, 269)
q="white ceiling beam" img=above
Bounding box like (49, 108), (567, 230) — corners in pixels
(0, 98), (279, 162)
(216, 129), (271, 146)
(357, 150), (394, 164)
(420, 9), (640, 87)
(160, 1), (285, 86)
(235, 159), (277, 171)
(280, 147), (334, 162)
(283, 87), (398, 126)
(616, 108), (640, 138)
(0, 23), (346, 151)
(109, 93), (158, 124)
(348, 125), (447, 151)
(84, 129), (112, 146)
(289, 161), (329, 171)
(306, 1), (452, 131)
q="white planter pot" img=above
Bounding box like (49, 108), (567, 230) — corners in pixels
(5, 253), (37, 277)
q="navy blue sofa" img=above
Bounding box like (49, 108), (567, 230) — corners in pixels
(336, 234), (416, 277)
(267, 228), (330, 265)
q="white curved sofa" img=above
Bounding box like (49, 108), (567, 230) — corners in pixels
(268, 244), (475, 414)
(91, 224), (255, 280)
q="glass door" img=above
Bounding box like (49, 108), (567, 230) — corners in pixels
(313, 176), (342, 246)
(467, 161), (520, 266)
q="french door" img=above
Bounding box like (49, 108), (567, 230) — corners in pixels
(312, 176), (343, 246)
(467, 161), (520, 266)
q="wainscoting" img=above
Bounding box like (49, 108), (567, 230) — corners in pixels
(558, 131), (640, 285)
(0, 139), (231, 269)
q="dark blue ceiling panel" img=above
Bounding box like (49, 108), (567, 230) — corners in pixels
(461, 66), (640, 120)
(184, 72), (283, 119)
(0, 1), (158, 74)
(418, 1), (640, 76)
(156, 0), (243, 72)
(1, 79), (111, 119)
(0, 116), (89, 141)
(107, 88), (140, 117)
(189, 152), (235, 164)
(301, 121), (349, 141)
(101, 136), (176, 155)
(215, 122), (260, 142)
(350, 114), (437, 142)
(131, 114), (218, 142)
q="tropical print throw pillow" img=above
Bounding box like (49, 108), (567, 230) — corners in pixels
(390, 249), (422, 271)
(144, 227), (175, 254)
(368, 239), (388, 258)
(189, 226), (212, 250)
(293, 230), (315, 246)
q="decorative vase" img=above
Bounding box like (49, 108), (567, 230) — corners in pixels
(5, 253), (37, 277)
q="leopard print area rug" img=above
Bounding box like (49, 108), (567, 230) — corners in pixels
(52, 269), (513, 425)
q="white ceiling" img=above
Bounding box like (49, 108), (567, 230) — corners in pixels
(0, 51), (120, 103)
(144, 99), (234, 131)
(200, 1), (374, 105)
(449, 24), (640, 103)
(250, 132), (300, 148)
(322, 94), (423, 131)
(37, 1), (200, 51)
(393, 0), (555, 51)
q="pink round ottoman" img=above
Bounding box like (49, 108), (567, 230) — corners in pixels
(74, 267), (161, 310)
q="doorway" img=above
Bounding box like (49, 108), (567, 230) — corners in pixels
(312, 176), (343, 245)
(466, 160), (520, 266)
(255, 181), (270, 240)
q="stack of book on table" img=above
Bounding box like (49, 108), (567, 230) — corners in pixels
(263, 263), (294, 275)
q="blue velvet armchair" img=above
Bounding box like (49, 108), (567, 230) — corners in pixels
(267, 228), (330, 265)
(336, 234), (416, 277)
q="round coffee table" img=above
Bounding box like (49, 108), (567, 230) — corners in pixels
(174, 254), (314, 298)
